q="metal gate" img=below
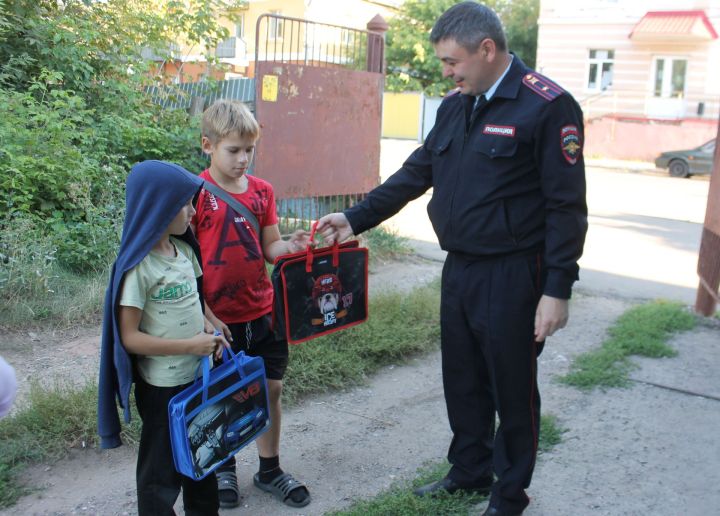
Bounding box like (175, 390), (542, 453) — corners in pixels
(253, 14), (385, 231)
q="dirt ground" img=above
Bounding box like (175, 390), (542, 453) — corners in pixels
(1, 256), (719, 516)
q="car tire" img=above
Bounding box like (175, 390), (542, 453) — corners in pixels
(668, 160), (690, 178)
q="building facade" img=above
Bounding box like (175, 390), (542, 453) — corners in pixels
(536, 0), (720, 160)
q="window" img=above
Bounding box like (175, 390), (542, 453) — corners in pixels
(235, 14), (245, 39)
(653, 58), (687, 98)
(216, 37), (237, 58)
(587, 49), (614, 91)
(269, 10), (284, 39)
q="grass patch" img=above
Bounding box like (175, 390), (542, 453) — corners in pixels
(328, 462), (485, 516)
(561, 300), (696, 390)
(0, 380), (141, 507)
(538, 413), (565, 452)
(362, 226), (412, 264)
(329, 414), (564, 516)
(0, 214), (108, 330)
(0, 266), (106, 330)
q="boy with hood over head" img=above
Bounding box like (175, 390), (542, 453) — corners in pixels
(98, 160), (228, 515)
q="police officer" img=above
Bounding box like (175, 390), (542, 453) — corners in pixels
(317, 2), (587, 515)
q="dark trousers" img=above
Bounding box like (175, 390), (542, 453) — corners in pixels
(135, 378), (219, 516)
(441, 251), (543, 514)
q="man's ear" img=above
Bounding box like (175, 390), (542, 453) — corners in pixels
(480, 38), (496, 61)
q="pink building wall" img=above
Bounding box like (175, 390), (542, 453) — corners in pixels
(585, 115), (718, 160)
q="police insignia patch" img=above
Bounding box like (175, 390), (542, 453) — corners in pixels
(560, 125), (581, 165)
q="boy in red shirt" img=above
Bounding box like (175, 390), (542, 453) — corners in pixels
(192, 100), (312, 508)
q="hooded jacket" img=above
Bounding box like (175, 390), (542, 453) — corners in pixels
(98, 160), (204, 449)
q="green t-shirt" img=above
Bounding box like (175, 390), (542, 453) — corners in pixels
(119, 237), (206, 387)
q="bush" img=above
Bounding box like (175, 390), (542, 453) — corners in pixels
(0, 0), (228, 276)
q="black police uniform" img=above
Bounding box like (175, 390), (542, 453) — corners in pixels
(344, 55), (587, 513)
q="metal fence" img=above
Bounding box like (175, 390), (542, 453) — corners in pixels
(254, 13), (374, 71)
(146, 78), (255, 112)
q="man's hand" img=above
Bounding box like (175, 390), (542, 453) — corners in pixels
(534, 295), (569, 342)
(316, 213), (354, 244)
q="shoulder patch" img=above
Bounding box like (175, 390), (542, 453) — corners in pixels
(522, 72), (564, 102)
(560, 125), (582, 165)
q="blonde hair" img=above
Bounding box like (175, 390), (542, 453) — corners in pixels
(201, 100), (260, 143)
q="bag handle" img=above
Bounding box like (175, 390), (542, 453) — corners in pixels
(305, 220), (340, 272)
(197, 342), (248, 404)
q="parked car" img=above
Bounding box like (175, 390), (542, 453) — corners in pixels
(654, 139), (716, 178)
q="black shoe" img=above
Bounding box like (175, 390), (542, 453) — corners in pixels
(413, 476), (491, 497)
(482, 506), (523, 516)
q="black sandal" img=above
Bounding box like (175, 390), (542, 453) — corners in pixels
(253, 471), (311, 508)
(217, 469), (241, 508)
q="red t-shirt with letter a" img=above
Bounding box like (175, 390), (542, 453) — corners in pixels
(192, 170), (278, 324)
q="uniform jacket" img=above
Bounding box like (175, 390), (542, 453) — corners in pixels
(98, 161), (205, 449)
(345, 56), (588, 299)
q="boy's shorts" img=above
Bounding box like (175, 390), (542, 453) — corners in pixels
(226, 314), (288, 381)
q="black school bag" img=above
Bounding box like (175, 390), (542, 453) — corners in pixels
(271, 222), (368, 344)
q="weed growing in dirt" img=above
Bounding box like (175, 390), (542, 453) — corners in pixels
(538, 413), (565, 452)
(328, 414), (563, 516)
(362, 226), (412, 264)
(561, 300), (696, 390)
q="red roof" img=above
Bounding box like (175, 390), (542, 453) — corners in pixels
(630, 10), (718, 41)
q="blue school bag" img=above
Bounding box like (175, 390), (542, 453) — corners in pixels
(168, 348), (270, 480)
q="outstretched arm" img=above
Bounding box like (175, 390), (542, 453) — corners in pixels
(262, 223), (311, 262)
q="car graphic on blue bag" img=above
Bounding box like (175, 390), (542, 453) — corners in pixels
(225, 406), (267, 448)
(189, 404), (267, 473)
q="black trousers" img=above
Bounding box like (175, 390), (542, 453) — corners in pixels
(441, 251), (543, 514)
(135, 378), (219, 516)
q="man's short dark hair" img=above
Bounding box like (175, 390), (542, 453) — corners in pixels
(430, 1), (507, 53)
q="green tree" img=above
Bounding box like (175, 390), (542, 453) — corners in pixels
(0, 0), (236, 273)
(385, 0), (540, 96)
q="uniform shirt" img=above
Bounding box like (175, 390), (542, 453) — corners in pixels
(192, 170), (279, 324)
(345, 55), (588, 299)
(119, 237), (205, 387)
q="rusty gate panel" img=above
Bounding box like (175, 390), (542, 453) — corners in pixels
(695, 113), (720, 316)
(252, 13), (385, 219)
(255, 62), (382, 198)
